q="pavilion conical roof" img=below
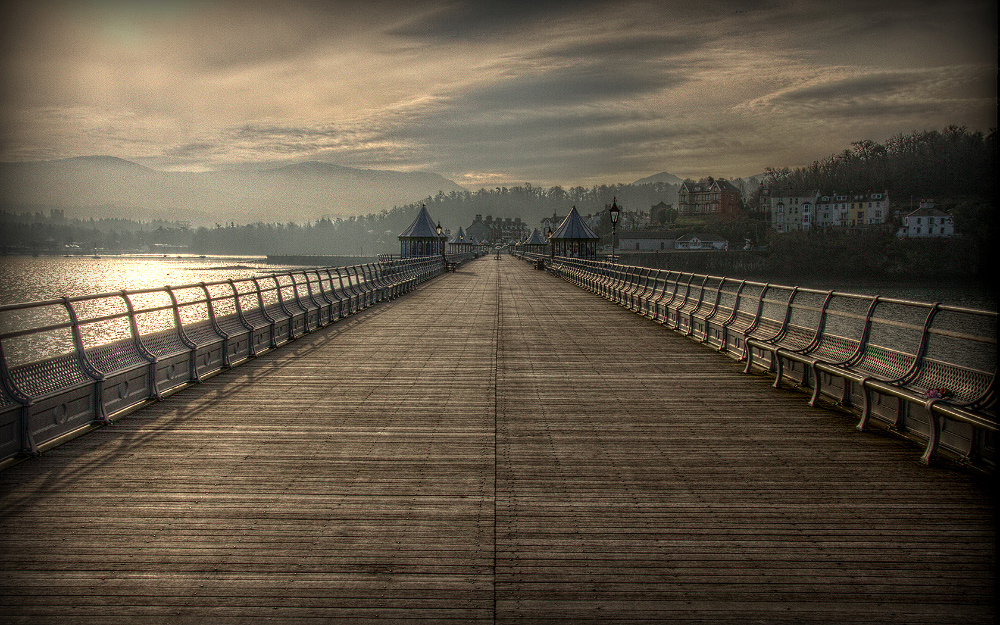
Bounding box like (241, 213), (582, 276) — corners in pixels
(549, 206), (598, 240)
(399, 205), (443, 239)
(525, 228), (546, 245)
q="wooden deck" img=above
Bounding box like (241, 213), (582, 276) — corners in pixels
(1, 256), (994, 624)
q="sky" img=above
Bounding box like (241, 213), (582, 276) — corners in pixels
(1, 0), (996, 189)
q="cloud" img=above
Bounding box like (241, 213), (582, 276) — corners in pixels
(444, 66), (684, 111)
(386, 0), (608, 41)
(743, 66), (996, 127)
(1, 0), (996, 188)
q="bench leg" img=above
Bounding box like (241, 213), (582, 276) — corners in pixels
(808, 363), (823, 407)
(920, 401), (943, 464)
(855, 377), (873, 431)
(772, 353), (784, 388)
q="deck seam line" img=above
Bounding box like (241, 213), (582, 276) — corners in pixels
(492, 259), (501, 624)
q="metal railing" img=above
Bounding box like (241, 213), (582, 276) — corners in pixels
(519, 253), (996, 471)
(0, 255), (461, 464)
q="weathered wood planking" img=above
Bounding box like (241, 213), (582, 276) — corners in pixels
(0, 257), (994, 624)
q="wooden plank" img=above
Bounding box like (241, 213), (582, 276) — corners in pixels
(0, 256), (994, 624)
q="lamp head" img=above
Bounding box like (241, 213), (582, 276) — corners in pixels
(609, 198), (621, 224)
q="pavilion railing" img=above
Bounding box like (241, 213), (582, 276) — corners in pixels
(518, 252), (996, 472)
(0, 255), (459, 465)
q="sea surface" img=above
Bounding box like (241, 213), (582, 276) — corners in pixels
(0, 254), (313, 306)
(0, 255), (351, 368)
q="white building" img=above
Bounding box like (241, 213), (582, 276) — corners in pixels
(815, 191), (889, 227)
(675, 233), (729, 250)
(764, 189), (819, 233)
(765, 188), (889, 231)
(617, 231), (730, 251)
(897, 201), (954, 238)
(619, 231), (676, 251)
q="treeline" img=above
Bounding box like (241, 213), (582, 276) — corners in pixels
(2, 182), (680, 255)
(410, 182), (677, 223)
(759, 126), (996, 200)
(189, 182), (679, 254)
(0, 211), (192, 253)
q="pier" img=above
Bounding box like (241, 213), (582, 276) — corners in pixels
(0, 256), (995, 624)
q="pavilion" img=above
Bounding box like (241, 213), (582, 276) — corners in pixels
(548, 206), (599, 259)
(398, 205), (447, 258)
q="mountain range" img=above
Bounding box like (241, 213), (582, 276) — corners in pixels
(0, 156), (762, 228)
(632, 171), (685, 186)
(0, 156), (467, 226)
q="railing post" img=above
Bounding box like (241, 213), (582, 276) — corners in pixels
(228, 279), (255, 334)
(62, 297), (108, 422)
(252, 277), (279, 348)
(323, 269), (344, 319)
(166, 287), (197, 351)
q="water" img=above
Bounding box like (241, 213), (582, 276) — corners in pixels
(0, 254), (314, 306)
(0, 254), (359, 370)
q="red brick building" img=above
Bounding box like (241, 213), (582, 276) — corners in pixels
(678, 178), (741, 216)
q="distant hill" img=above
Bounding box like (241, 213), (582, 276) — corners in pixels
(0, 156), (466, 226)
(632, 172), (684, 186)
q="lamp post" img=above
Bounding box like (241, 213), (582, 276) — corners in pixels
(609, 197), (621, 262)
(436, 222), (446, 263)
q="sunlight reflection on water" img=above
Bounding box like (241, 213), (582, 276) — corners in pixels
(0, 255), (298, 306)
(0, 255), (325, 367)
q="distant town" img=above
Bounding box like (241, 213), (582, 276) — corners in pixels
(1, 126), (994, 282)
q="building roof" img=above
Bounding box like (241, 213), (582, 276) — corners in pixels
(905, 207), (950, 218)
(619, 231), (676, 240)
(525, 228), (547, 245)
(399, 205), (444, 240)
(676, 232), (728, 243)
(549, 206), (599, 241)
(765, 188), (820, 198)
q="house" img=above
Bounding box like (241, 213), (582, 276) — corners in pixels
(466, 215), (491, 243)
(675, 233), (729, 250)
(763, 189), (820, 232)
(650, 201), (673, 224)
(815, 191), (889, 228)
(897, 201), (954, 238)
(678, 178), (741, 216)
(765, 188), (889, 231)
(618, 231), (676, 251)
(540, 212), (565, 236)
